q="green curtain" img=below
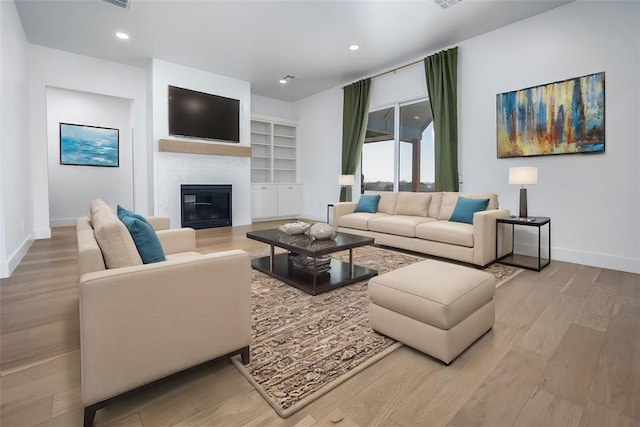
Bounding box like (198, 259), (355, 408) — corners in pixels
(340, 79), (371, 202)
(424, 47), (459, 192)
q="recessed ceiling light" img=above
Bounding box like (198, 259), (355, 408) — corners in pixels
(115, 32), (129, 40)
(349, 45), (360, 51)
(414, 116), (421, 120)
(279, 75), (297, 84)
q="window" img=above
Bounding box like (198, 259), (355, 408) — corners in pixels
(362, 100), (434, 193)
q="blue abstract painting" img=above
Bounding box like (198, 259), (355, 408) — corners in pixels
(60, 123), (119, 167)
(497, 72), (605, 158)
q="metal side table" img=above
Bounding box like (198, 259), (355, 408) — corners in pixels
(496, 216), (551, 271)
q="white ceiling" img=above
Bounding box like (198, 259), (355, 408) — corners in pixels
(14, 0), (572, 102)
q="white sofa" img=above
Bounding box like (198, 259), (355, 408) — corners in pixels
(77, 199), (251, 426)
(334, 192), (513, 267)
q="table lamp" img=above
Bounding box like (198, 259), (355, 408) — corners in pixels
(339, 174), (355, 202)
(509, 166), (538, 219)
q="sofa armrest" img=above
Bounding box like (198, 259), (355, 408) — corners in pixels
(333, 202), (357, 225)
(156, 228), (196, 255)
(146, 216), (170, 231)
(472, 209), (513, 266)
(79, 249), (251, 407)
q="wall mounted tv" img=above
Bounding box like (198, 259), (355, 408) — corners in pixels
(168, 85), (240, 143)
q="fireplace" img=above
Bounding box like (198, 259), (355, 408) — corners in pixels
(181, 184), (232, 229)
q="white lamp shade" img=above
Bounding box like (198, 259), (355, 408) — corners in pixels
(509, 167), (538, 185)
(338, 174), (355, 186)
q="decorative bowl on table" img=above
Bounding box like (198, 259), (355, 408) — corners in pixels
(278, 221), (311, 235)
(308, 223), (336, 240)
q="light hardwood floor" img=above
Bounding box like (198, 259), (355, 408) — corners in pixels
(1, 222), (639, 426)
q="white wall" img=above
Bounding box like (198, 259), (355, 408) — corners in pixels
(151, 60), (252, 227)
(458, 1), (640, 273)
(0, 0), (33, 278)
(296, 87), (343, 222)
(27, 45), (150, 240)
(46, 87), (134, 225)
(252, 94), (296, 121)
(296, 1), (640, 273)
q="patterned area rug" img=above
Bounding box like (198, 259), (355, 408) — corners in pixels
(231, 246), (522, 418)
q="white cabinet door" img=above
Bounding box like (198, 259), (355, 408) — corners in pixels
(251, 184), (278, 219)
(277, 184), (303, 216)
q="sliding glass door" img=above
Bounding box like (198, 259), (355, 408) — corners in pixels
(362, 99), (434, 193)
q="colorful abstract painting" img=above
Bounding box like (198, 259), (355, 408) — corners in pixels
(497, 72), (605, 158)
(59, 123), (119, 167)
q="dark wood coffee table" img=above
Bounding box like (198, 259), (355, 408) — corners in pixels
(246, 229), (377, 295)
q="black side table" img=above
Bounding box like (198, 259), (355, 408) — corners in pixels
(496, 216), (551, 271)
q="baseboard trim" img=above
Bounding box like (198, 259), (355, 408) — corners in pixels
(50, 218), (76, 227)
(0, 232), (35, 278)
(515, 243), (640, 274)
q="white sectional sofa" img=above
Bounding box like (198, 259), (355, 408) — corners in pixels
(334, 191), (513, 267)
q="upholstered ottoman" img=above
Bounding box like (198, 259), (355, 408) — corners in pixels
(368, 259), (496, 364)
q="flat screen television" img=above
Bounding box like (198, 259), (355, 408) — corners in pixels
(168, 85), (240, 143)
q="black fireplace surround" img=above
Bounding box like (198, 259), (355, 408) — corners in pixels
(181, 184), (232, 229)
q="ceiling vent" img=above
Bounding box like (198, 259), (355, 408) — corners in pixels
(434, 0), (461, 10)
(279, 75), (297, 84)
(102, 0), (131, 9)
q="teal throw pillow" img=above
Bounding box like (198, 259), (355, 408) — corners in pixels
(117, 205), (166, 264)
(354, 194), (381, 213)
(449, 197), (490, 224)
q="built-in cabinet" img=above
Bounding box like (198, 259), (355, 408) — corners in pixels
(251, 184), (302, 220)
(277, 184), (303, 217)
(251, 116), (302, 220)
(251, 184), (278, 219)
(251, 118), (297, 184)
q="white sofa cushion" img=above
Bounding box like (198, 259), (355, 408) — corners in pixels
(394, 192), (431, 217)
(92, 208), (143, 269)
(428, 192), (443, 218)
(415, 220), (474, 248)
(377, 192), (398, 215)
(89, 198), (112, 223)
(336, 212), (389, 231)
(369, 216), (436, 238)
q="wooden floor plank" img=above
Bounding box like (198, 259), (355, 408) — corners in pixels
(518, 293), (584, 357)
(561, 265), (599, 298)
(574, 281), (619, 333)
(588, 301), (640, 421)
(386, 322), (524, 426)
(446, 346), (549, 426)
(337, 346), (439, 426)
(579, 400), (639, 427)
(0, 393), (54, 427)
(137, 361), (253, 427)
(1, 318), (80, 372)
(541, 324), (605, 406)
(514, 387), (583, 426)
